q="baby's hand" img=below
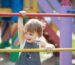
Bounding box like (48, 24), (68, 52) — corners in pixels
(45, 44), (55, 53)
(19, 11), (27, 17)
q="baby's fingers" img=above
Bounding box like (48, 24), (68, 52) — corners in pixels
(19, 11), (27, 17)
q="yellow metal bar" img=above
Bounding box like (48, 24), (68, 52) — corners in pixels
(0, 8), (12, 13)
(32, 0), (38, 12)
(0, 48), (75, 52)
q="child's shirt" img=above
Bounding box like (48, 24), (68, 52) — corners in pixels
(15, 41), (41, 65)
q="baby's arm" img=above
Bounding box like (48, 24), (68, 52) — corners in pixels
(39, 41), (55, 52)
(18, 11), (26, 45)
(39, 41), (55, 48)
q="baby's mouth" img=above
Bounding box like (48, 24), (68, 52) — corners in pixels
(27, 39), (31, 41)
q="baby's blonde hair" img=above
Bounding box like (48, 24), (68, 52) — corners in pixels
(24, 19), (43, 37)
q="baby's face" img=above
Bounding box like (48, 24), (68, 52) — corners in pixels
(24, 31), (38, 43)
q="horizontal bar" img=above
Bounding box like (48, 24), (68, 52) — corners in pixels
(0, 13), (75, 17)
(0, 48), (75, 52)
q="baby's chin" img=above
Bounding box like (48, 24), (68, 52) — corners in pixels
(26, 40), (34, 43)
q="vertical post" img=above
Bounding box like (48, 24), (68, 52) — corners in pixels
(60, 0), (72, 65)
(25, 0), (30, 9)
(72, 0), (75, 34)
(12, 0), (23, 22)
(32, 0), (38, 12)
(0, 26), (2, 43)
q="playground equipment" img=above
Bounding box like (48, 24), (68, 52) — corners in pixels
(24, 0), (38, 13)
(0, 0), (75, 65)
(0, 0), (73, 49)
(0, 13), (75, 17)
(0, 48), (74, 52)
(0, 12), (74, 65)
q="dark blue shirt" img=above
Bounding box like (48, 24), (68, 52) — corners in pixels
(15, 42), (41, 65)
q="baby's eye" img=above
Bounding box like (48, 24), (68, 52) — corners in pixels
(30, 33), (33, 36)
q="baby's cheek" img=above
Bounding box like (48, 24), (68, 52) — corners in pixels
(32, 37), (35, 40)
(32, 37), (36, 42)
(24, 35), (27, 39)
